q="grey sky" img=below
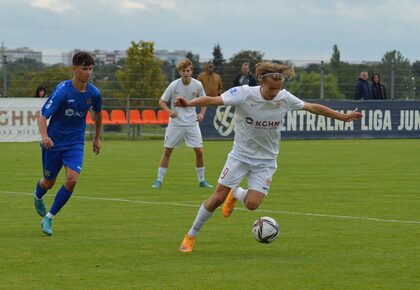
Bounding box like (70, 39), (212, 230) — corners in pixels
(1, 0), (419, 63)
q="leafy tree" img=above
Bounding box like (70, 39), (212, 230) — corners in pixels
(185, 51), (200, 78)
(115, 41), (167, 103)
(212, 44), (225, 74)
(330, 44), (341, 71)
(289, 71), (344, 99)
(378, 50), (411, 99)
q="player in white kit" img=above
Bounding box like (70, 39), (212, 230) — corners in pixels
(152, 58), (213, 189)
(177, 61), (363, 252)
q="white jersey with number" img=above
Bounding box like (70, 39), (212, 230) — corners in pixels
(161, 78), (205, 126)
(221, 85), (305, 159)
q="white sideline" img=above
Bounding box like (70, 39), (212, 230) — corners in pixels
(2, 190), (420, 225)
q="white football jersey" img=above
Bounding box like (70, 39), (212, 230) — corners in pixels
(222, 85), (304, 159)
(161, 78), (205, 126)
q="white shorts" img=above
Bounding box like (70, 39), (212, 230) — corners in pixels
(217, 151), (277, 195)
(164, 123), (203, 148)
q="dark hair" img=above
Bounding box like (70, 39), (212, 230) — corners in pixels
(72, 51), (95, 66)
(35, 86), (46, 97)
(371, 73), (380, 82)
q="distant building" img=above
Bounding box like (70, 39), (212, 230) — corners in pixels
(61, 48), (189, 65)
(154, 49), (189, 64)
(61, 49), (126, 65)
(1, 46), (42, 63)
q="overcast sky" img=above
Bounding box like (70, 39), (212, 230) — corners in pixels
(1, 0), (419, 64)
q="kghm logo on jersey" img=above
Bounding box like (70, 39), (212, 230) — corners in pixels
(245, 117), (281, 128)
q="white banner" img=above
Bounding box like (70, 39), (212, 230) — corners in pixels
(0, 98), (45, 142)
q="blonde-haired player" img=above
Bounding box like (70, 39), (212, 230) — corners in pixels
(152, 58), (213, 189)
(177, 61), (363, 252)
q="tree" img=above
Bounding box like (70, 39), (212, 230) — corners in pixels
(185, 51), (200, 78)
(288, 71), (344, 99)
(212, 44), (225, 74)
(379, 50), (411, 99)
(330, 44), (341, 71)
(115, 41), (167, 102)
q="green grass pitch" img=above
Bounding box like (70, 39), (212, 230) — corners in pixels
(0, 139), (419, 289)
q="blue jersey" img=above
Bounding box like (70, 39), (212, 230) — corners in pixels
(41, 80), (102, 151)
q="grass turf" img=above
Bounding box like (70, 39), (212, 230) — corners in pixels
(0, 139), (419, 289)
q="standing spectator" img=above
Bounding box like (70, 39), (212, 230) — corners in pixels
(354, 71), (371, 100)
(34, 86), (47, 98)
(151, 58), (213, 189)
(197, 60), (223, 96)
(232, 62), (257, 87)
(370, 73), (386, 100)
(33, 51), (103, 236)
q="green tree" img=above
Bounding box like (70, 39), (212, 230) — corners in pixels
(185, 51), (200, 78)
(379, 50), (411, 99)
(289, 71), (344, 99)
(330, 44), (341, 71)
(115, 41), (167, 103)
(212, 44), (225, 74)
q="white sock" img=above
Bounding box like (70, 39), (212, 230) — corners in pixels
(196, 167), (205, 182)
(46, 212), (55, 219)
(157, 167), (167, 182)
(187, 204), (213, 237)
(233, 186), (248, 204)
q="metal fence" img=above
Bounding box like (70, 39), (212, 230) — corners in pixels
(0, 56), (418, 100)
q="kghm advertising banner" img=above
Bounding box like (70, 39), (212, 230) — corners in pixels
(200, 101), (420, 140)
(0, 98), (44, 142)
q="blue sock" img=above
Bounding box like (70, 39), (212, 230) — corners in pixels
(50, 185), (73, 215)
(35, 181), (48, 199)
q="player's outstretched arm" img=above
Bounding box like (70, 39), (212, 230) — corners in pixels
(176, 96), (224, 108)
(303, 102), (363, 122)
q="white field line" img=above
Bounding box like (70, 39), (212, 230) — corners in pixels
(2, 190), (420, 225)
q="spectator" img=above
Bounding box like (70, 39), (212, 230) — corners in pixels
(197, 60), (223, 96)
(354, 71), (371, 100)
(232, 62), (257, 87)
(34, 86), (47, 98)
(370, 73), (386, 100)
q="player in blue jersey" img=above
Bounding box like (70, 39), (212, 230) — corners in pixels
(33, 51), (102, 236)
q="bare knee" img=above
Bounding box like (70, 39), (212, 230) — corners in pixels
(41, 178), (56, 190)
(164, 148), (173, 158)
(64, 177), (78, 191)
(245, 201), (260, 211)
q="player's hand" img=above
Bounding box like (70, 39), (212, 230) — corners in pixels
(169, 110), (177, 118)
(175, 97), (188, 107)
(343, 108), (363, 122)
(41, 136), (54, 149)
(93, 139), (101, 155)
(197, 113), (204, 122)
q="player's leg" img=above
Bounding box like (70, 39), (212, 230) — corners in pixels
(229, 158), (276, 211)
(186, 124), (212, 187)
(180, 183), (231, 252)
(34, 149), (61, 217)
(42, 148), (83, 236)
(152, 124), (182, 188)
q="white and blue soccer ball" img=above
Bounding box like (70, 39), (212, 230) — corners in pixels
(252, 216), (279, 243)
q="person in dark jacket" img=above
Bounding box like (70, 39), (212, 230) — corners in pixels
(354, 71), (371, 100)
(232, 62), (257, 87)
(370, 73), (386, 100)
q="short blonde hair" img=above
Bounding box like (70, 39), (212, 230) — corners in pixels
(176, 58), (193, 70)
(255, 62), (295, 81)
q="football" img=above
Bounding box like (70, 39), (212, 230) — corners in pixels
(252, 216), (280, 243)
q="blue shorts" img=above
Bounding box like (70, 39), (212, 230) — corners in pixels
(42, 147), (84, 180)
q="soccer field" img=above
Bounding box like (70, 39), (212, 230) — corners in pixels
(1, 139), (419, 289)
